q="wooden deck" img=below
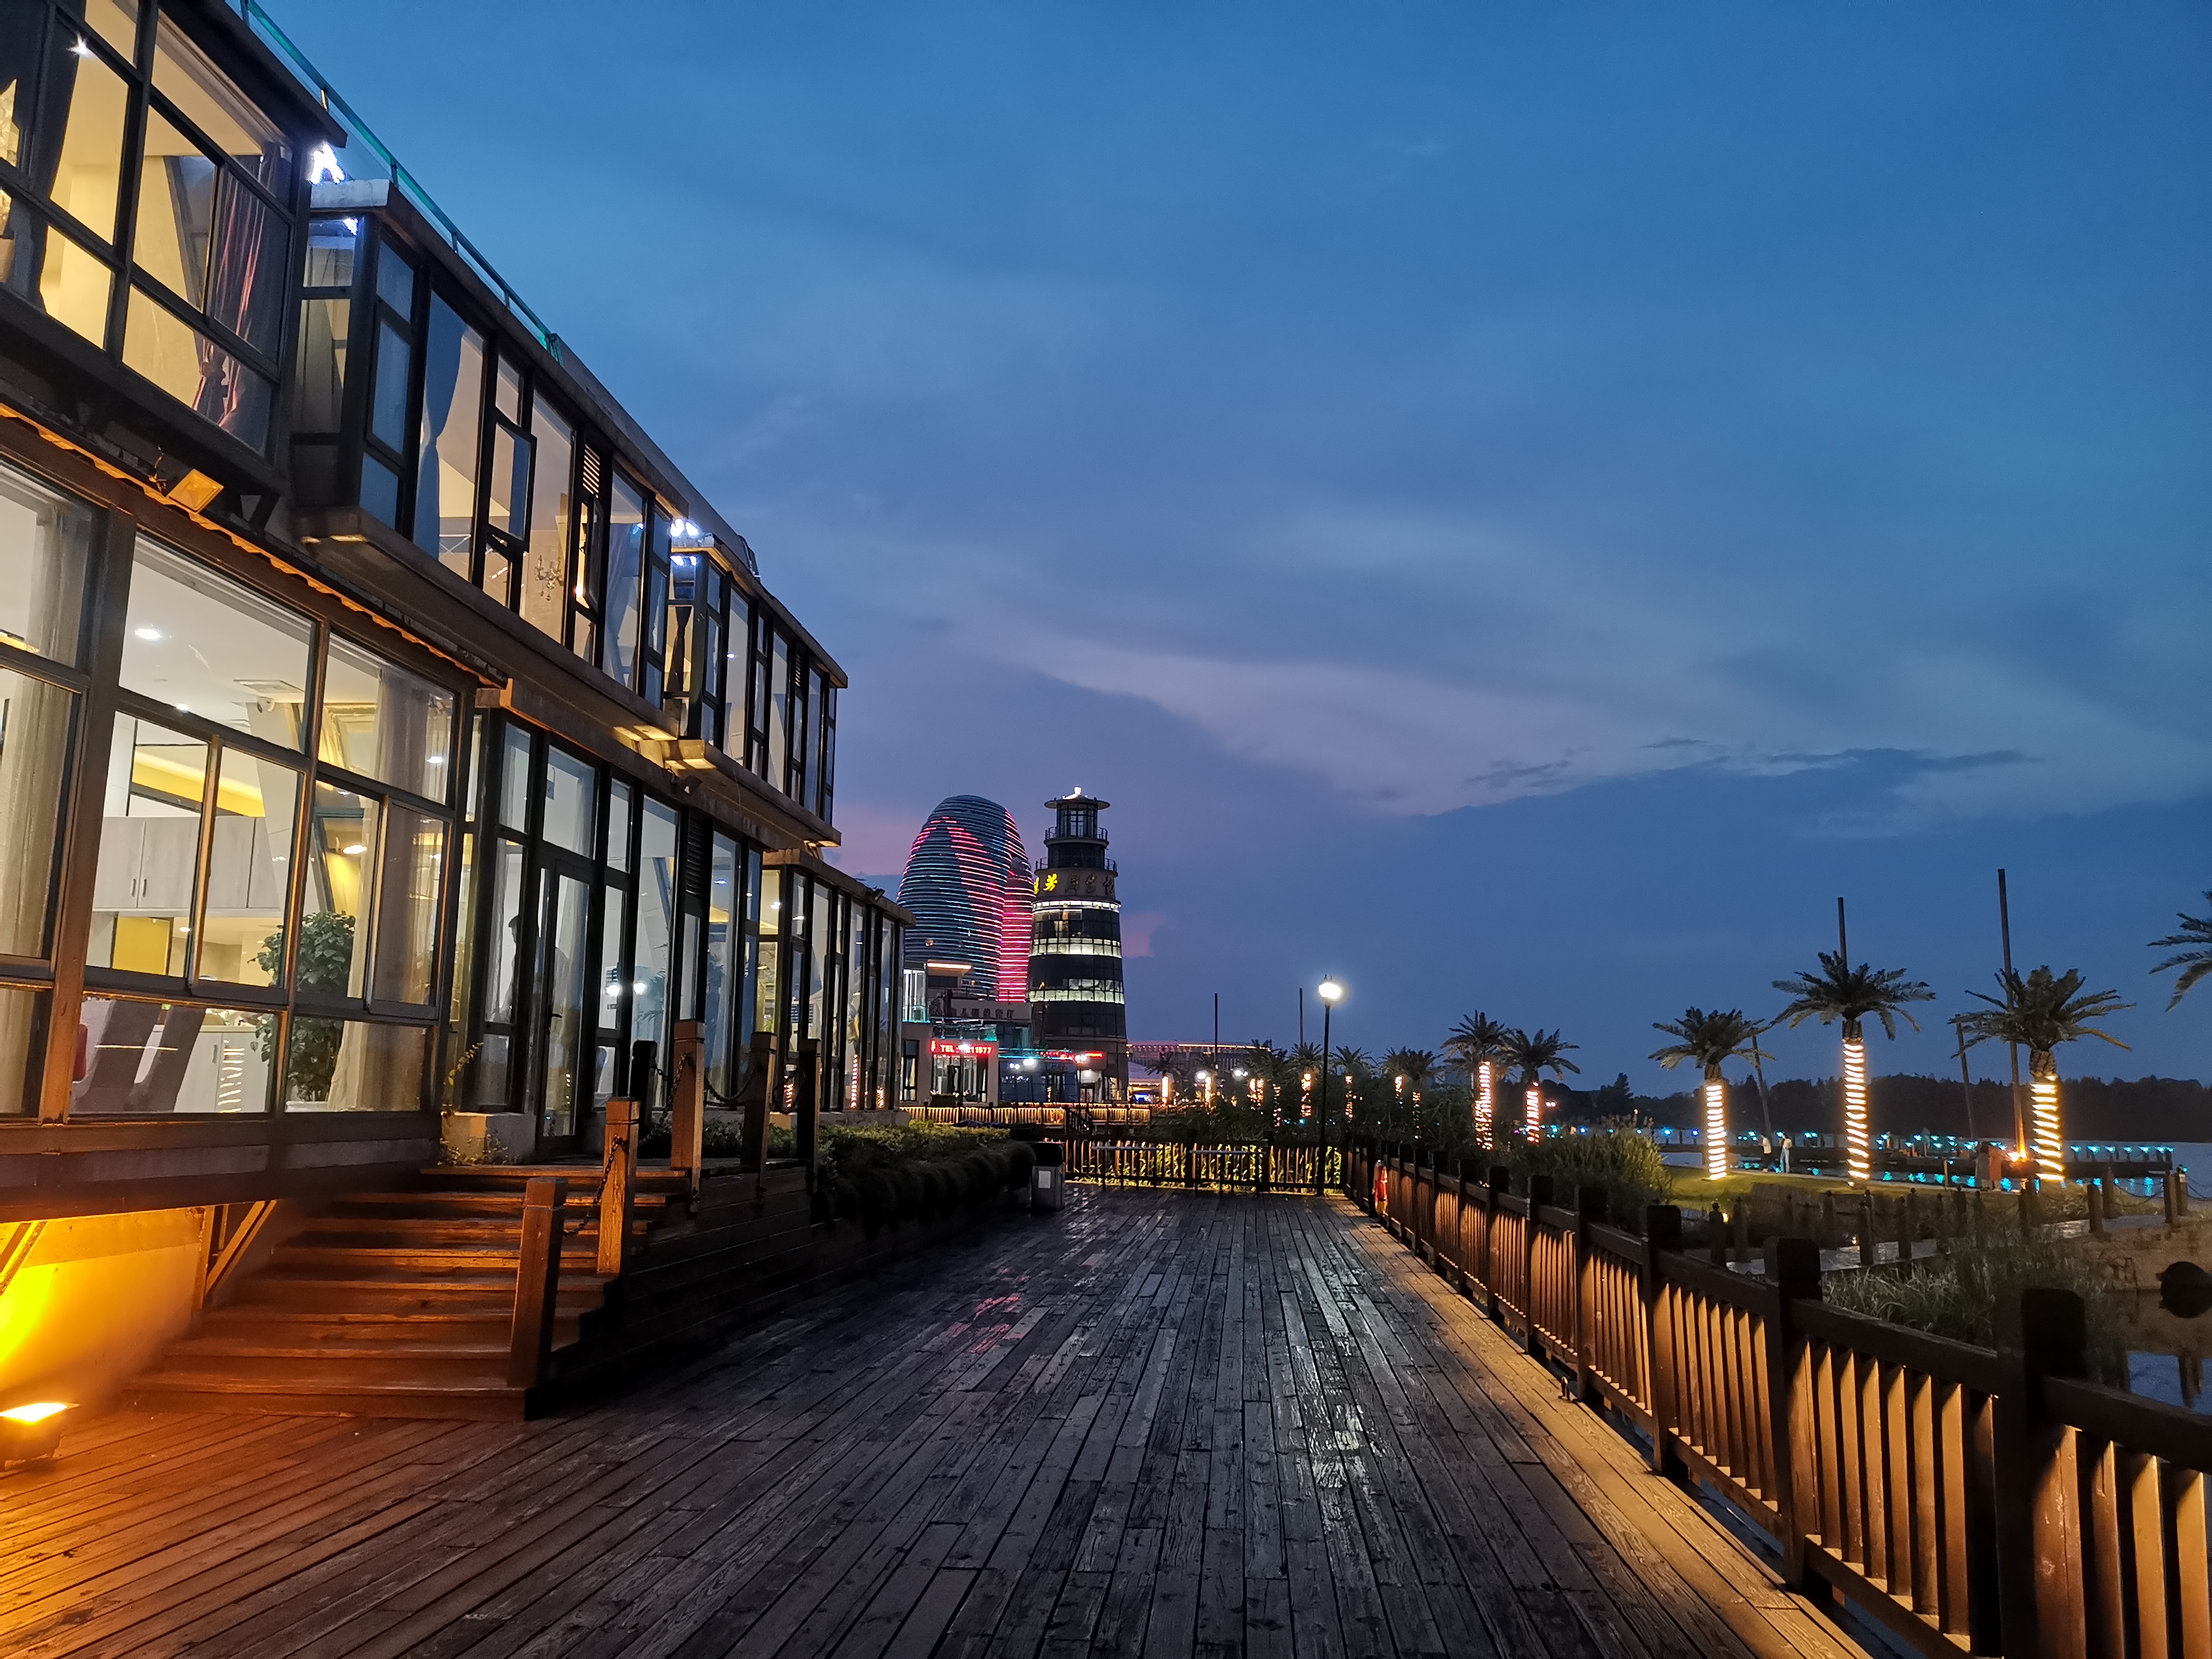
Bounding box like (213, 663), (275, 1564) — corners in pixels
(0, 1187), (1867, 1658)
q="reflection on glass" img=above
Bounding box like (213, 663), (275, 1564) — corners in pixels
(370, 805), (442, 1005)
(320, 635), (455, 800)
(540, 746), (595, 856)
(754, 866), (780, 1039)
(498, 723), (531, 831)
(522, 398), (572, 641)
(375, 241), (415, 317)
(601, 474), (644, 689)
(294, 297), (346, 432)
(535, 870), (588, 1138)
(197, 748), (298, 986)
(447, 830), (474, 1035)
(0, 666), (73, 959)
(0, 985), (46, 1114)
(370, 317), (409, 451)
(630, 798), (677, 1054)
(766, 631), (789, 791)
(88, 717), (204, 977)
(150, 16), (287, 187)
(414, 295), (483, 578)
(485, 418), (529, 546)
(72, 999), (272, 1113)
(123, 539), (312, 742)
(704, 831), (736, 1095)
(475, 837), (523, 1107)
(49, 39), (127, 242)
(288, 1019), (424, 1111)
(121, 286), (272, 447)
(604, 777), (631, 873)
(301, 780), (374, 999)
(302, 215), (357, 289)
(0, 459), (93, 666)
(598, 879), (625, 1026)
(132, 109), (213, 306)
(35, 223), (111, 344)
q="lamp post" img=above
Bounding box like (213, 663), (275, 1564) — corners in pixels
(1316, 977), (1345, 1195)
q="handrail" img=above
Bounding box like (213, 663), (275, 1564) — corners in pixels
(1356, 1146), (2212, 1657)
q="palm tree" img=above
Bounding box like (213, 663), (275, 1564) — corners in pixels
(1960, 966), (2131, 1182)
(1772, 948), (1934, 1182)
(1288, 1041), (1326, 1120)
(2151, 893), (2212, 1010)
(1650, 1008), (1768, 1182)
(1445, 1012), (1513, 1147)
(1500, 1028), (1579, 1137)
(1381, 1048), (1438, 1138)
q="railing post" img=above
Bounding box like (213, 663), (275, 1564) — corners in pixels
(1572, 1184), (1606, 1405)
(1485, 1165), (1510, 1318)
(597, 1099), (637, 1278)
(1763, 1235), (1824, 1596)
(1523, 1175), (1553, 1356)
(508, 1176), (569, 1392)
(1992, 1287), (2088, 1658)
(1456, 1158), (1482, 1298)
(668, 1020), (706, 1204)
(1643, 1202), (1684, 1479)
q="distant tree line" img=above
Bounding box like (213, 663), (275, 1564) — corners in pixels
(1553, 1071), (2212, 1141)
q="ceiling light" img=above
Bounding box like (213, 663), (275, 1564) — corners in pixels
(135, 627), (163, 641)
(341, 843), (366, 855)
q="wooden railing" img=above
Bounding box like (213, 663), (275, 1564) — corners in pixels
(1350, 1141), (2212, 1658)
(1059, 1137), (1341, 1191)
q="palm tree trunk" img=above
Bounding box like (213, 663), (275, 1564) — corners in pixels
(2028, 1048), (2065, 1188)
(1703, 1063), (1729, 1182)
(1841, 1028), (1872, 1184)
(1474, 1060), (1493, 1149)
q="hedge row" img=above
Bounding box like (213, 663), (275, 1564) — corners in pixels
(830, 1139), (1036, 1236)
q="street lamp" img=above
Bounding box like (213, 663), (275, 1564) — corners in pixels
(1317, 977), (1345, 1195)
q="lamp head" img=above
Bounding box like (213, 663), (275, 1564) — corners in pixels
(1317, 977), (1344, 1004)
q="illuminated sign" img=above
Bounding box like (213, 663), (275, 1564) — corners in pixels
(1041, 1050), (1105, 1062)
(928, 1039), (999, 1061)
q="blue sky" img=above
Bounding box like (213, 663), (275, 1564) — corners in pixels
(289, 2), (2211, 1087)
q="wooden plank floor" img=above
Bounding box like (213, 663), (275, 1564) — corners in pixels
(0, 1188), (1867, 1659)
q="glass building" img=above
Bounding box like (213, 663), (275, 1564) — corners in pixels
(1027, 792), (1127, 1101)
(0, 0), (908, 1210)
(896, 796), (1031, 1005)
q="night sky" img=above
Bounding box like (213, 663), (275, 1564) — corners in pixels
(289, 2), (2211, 1089)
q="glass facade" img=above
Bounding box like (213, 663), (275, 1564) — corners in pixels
(0, 447), (458, 1118)
(0, 1), (880, 1193)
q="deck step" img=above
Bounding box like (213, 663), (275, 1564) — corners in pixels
(125, 1374), (529, 1421)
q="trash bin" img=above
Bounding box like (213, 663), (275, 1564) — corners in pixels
(1032, 1142), (1065, 1212)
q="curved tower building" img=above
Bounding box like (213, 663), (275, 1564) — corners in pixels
(897, 796), (1033, 1002)
(1029, 791), (1128, 1099)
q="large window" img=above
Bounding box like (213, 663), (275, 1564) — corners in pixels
(56, 531), (461, 1116)
(0, 2), (294, 453)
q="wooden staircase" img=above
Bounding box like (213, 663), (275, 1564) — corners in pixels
(129, 1164), (686, 1420)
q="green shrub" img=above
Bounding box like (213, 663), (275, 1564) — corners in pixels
(1469, 1119), (1673, 1221)
(822, 1122), (1031, 1235)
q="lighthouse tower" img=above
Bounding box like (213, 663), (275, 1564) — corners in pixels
(1028, 791), (1128, 1101)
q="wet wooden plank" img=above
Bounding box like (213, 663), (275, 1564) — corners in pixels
(0, 1187), (1867, 1659)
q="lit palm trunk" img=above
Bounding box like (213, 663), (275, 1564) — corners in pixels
(1841, 1034), (1871, 1182)
(1475, 1061), (1493, 1144)
(1524, 1084), (1541, 1134)
(2030, 1057), (2064, 1182)
(1703, 1074), (1728, 1181)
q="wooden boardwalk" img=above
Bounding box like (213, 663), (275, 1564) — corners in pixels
(0, 1188), (1866, 1659)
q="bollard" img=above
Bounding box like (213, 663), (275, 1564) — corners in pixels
(1031, 1141), (1066, 1212)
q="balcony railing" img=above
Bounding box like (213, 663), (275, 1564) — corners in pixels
(233, 1), (557, 352)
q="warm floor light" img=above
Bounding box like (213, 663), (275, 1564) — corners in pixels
(1842, 1037), (1871, 1183)
(2031, 1074), (2064, 1184)
(1474, 1061), (1493, 1144)
(1704, 1079), (1729, 1182)
(0, 1401), (70, 1463)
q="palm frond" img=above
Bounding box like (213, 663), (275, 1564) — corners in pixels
(2149, 893), (2212, 1010)
(1772, 948), (1934, 1038)
(1959, 965), (2133, 1061)
(1649, 1007), (1768, 1074)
